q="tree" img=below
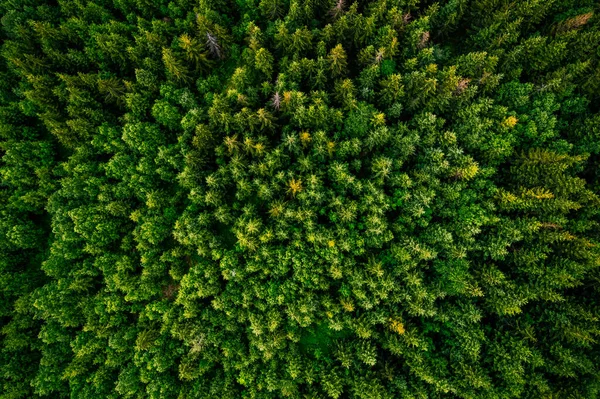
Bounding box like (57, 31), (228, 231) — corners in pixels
(2, 0), (600, 398)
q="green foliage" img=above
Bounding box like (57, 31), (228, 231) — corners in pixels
(1, 1), (600, 398)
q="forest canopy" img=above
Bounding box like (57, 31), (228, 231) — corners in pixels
(1, 0), (600, 398)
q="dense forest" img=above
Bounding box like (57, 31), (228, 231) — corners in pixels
(1, 0), (600, 398)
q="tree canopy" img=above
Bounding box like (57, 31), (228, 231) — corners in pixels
(1, 0), (600, 398)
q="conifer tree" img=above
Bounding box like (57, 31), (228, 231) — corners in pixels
(2, 0), (600, 398)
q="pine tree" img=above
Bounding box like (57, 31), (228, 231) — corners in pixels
(2, 1), (600, 398)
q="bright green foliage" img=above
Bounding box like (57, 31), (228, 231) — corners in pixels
(1, 1), (600, 398)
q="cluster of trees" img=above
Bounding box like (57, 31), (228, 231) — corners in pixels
(1, 0), (600, 398)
